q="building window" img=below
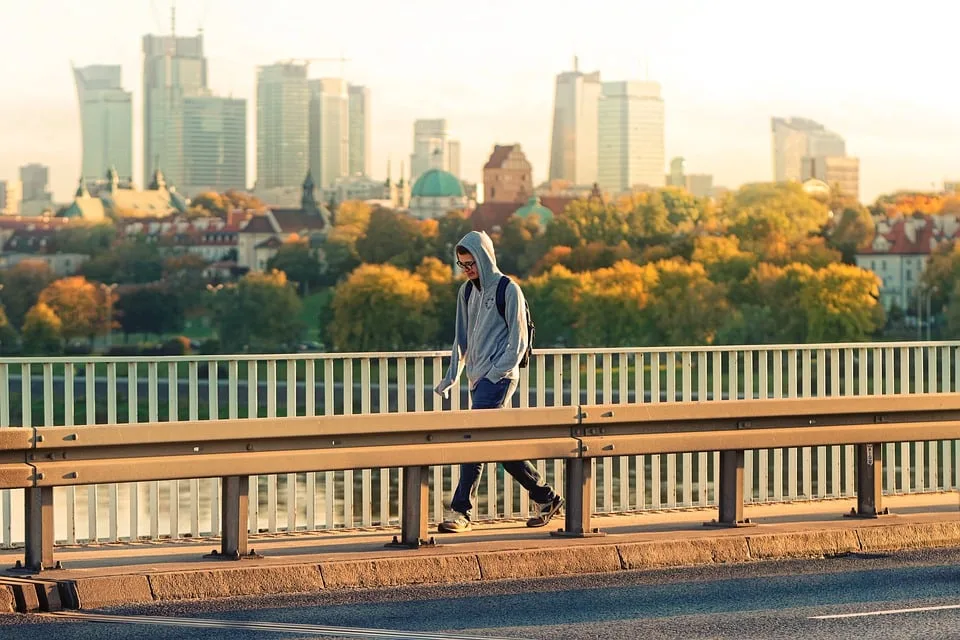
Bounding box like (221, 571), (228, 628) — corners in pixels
(881, 260), (887, 270)
(906, 270), (912, 281)
(871, 260), (876, 270)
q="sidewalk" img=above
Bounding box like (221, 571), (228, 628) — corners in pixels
(1, 492), (958, 613)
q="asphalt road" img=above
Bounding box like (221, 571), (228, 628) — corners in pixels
(3, 548), (960, 639)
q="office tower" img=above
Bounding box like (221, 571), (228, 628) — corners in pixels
(597, 80), (665, 192)
(0, 180), (22, 215)
(347, 85), (371, 177)
(309, 78), (350, 188)
(73, 64), (133, 181)
(256, 62), (310, 190)
(548, 57), (602, 185)
(182, 96), (247, 194)
(410, 119), (447, 182)
(142, 31), (208, 187)
(19, 164), (49, 202)
(447, 139), (461, 179)
(771, 117), (846, 183)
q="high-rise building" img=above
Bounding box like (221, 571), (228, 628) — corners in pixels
(548, 58), (602, 185)
(597, 80), (664, 193)
(256, 62), (310, 190)
(142, 32), (208, 188)
(73, 65), (133, 182)
(347, 85), (371, 177)
(802, 156), (860, 201)
(0, 180), (22, 215)
(19, 164), (49, 202)
(771, 117), (846, 183)
(309, 78), (350, 188)
(410, 119), (448, 182)
(182, 96), (247, 195)
(447, 140), (462, 179)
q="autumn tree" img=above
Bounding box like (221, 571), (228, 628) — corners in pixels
(355, 207), (426, 266)
(21, 303), (62, 355)
(575, 261), (658, 346)
(213, 270), (304, 352)
(646, 259), (731, 345)
(827, 206), (875, 263)
(523, 265), (582, 347)
(38, 276), (112, 342)
(415, 257), (459, 345)
(330, 263), (435, 351)
(0, 259), (54, 328)
(0, 304), (17, 354)
(56, 221), (117, 256)
(802, 263), (884, 342)
(436, 211), (474, 265)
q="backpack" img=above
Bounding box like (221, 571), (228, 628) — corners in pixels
(464, 276), (535, 368)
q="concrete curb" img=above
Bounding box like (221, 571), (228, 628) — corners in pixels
(7, 518), (960, 612)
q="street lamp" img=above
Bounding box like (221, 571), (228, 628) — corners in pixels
(100, 283), (118, 349)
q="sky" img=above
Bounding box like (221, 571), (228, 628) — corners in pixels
(2, 0), (958, 204)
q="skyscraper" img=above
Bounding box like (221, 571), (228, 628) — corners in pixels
(347, 85), (371, 177)
(597, 81), (665, 193)
(73, 65), (133, 182)
(19, 164), (49, 202)
(548, 58), (601, 185)
(771, 117), (846, 183)
(309, 78), (350, 188)
(410, 119), (447, 182)
(182, 96), (247, 195)
(256, 62), (310, 190)
(447, 139), (462, 179)
(142, 32), (208, 188)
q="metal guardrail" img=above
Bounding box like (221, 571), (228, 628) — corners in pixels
(3, 393), (960, 572)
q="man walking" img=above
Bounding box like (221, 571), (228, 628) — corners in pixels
(434, 230), (563, 533)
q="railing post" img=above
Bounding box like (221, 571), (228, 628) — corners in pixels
(395, 465), (429, 547)
(220, 476), (249, 558)
(25, 487), (54, 572)
(848, 443), (887, 518)
(706, 449), (754, 528)
(552, 457), (604, 537)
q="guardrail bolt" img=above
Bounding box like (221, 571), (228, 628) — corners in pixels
(426, 434), (433, 442)
(54, 561), (63, 570)
(246, 444), (254, 451)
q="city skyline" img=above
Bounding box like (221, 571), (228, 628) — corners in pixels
(3, 0), (959, 203)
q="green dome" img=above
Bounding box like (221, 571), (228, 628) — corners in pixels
(514, 196), (554, 224)
(411, 169), (464, 198)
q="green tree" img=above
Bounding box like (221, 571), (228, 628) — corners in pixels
(330, 263), (435, 351)
(523, 265), (582, 347)
(828, 206), (875, 263)
(355, 208), (426, 266)
(267, 240), (324, 295)
(214, 270), (304, 352)
(415, 257), (458, 346)
(56, 222), (117, 256)
(574, 260), (658, 346)
(21, 302), (62, 355)
(646, 259), (731, 345)
(115, 286), (185, 338)
(80, 238), (165, 284)
(0, 259), (54, 328)
(436, 211), (474, 265)
(801, 263), (884, 342)
(0, 304), (18, 354)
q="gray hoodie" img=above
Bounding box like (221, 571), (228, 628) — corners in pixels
(436, 231), (529, 394)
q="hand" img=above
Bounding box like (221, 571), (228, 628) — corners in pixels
(434, 379), (453, 398)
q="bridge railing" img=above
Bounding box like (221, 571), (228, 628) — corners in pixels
(0, 341), (958, 547)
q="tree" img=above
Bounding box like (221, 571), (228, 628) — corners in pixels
(190, 190), (267, 217)
(827, 206), (875, 263)
(0, 259), (54, 328)
(415, 257), (458, 346)
(38, 276), (112, 342)
(523, 265), (582, 347)
(214, 270), (304, 352)
(80, 238), (165, 284)
(56, 222), (117, 256)
(21, 303), (62, 355)
(355, 208), (425, 265)
(436, 211), (474, 265)
(719, 183), (831, 257)
(575, 261), (658, 346)
(115, 286), (185, 338)
(646, 259), (731, 345)
(266, 240), (324, 295)
(802, 263), (884, 342)
(691, 236), (757, 288)
(0, 304), (18, 354)
(330, 263), (435, 351)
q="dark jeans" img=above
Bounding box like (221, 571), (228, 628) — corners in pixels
(449, 377), (557, 519)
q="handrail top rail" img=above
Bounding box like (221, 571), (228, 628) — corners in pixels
(0, 340), (957, 365)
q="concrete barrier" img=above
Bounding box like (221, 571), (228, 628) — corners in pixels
(148, 565), (324, 601)
(321, 555), (480, 589)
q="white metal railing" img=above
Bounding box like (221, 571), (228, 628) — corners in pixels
(1, 341), (958, 546)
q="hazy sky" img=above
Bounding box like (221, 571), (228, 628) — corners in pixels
(2, 0), (958, 203)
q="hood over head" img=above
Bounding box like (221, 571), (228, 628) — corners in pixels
(455, 230), (500, 289)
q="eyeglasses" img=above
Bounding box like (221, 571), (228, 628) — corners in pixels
(456, 260), (476, 270)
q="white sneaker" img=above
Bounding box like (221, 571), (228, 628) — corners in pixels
(438, 511), (472, 533)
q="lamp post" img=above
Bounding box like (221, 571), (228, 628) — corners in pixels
(100, 283), (118, 349)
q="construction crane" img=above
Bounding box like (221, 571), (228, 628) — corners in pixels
(277, 57), (351, 79)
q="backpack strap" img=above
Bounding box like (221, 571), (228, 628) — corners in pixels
(464, 280), (474, 306)
(495, 276), (510, 321)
